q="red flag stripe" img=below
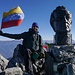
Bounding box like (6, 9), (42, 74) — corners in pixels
(1, 19), (23, 29)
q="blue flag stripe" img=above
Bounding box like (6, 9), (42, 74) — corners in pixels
(2, 13), (24, 22)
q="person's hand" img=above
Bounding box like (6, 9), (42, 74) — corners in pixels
(0, 30), (3, 35)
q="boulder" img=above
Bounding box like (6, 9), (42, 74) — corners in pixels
(0, 54), (9, 72)
(6, 44), (25, 71)
(0, 67), (23, 75)
(62, 64), (75, 75)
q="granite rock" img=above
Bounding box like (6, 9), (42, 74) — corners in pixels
(0, 54), (9, 72)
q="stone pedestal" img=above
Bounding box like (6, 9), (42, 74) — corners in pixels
(51, 45), (75, 62)
(54, 33), (72, 45)
(62, 64), (75, 75)
(45, 45), (75, 75)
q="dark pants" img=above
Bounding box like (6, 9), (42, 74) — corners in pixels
(24, 49), (33, 72)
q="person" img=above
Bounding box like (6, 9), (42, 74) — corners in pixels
(50, 6), (72, 45)
(0, 22), (44, 74)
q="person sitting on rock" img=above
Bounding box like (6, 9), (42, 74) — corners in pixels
(0, 22), (44, 74)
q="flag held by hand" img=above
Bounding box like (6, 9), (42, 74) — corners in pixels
(1, 6), (24, 29)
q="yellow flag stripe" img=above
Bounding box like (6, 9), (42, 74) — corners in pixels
(3, 6), (23, 19)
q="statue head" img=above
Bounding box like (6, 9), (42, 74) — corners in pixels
(50, 6), (72, 33)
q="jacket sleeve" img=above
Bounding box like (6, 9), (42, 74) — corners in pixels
(39, 35), (44, 53)
(1, 32), (27, 40)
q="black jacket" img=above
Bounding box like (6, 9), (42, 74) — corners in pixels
(1, 29), (44, 52)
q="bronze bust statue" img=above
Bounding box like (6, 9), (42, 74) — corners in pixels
(45, 6), (75, 75)
(50, 6), (72, 45)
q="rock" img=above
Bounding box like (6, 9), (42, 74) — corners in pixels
(0, 44), (45, 75)
(0, 67), (23, 75)
(51, 45), (75, 62)
(0, 54), (9, 72)
(6, 44), (25, 71)
(45, 52), (53, 75)
(62, 64), (75, 75)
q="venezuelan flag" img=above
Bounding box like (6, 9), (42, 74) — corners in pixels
(1, 6), (24, 29)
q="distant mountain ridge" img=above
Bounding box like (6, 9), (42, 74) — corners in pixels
(0, 40), (22, 58)
(0, 40), (75, 58)
(0, 40), (53, 58)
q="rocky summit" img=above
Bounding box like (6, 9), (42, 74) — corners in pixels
(0, 44), (45, 75)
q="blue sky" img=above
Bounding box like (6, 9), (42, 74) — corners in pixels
(0, 0), (75, 41)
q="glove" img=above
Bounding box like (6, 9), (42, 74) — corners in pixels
(0, 30), (3, 35)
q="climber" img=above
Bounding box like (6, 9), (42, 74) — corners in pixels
(0, 22), (44, 74)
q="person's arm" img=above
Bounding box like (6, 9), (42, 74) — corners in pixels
(0, 30), (26, 40)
